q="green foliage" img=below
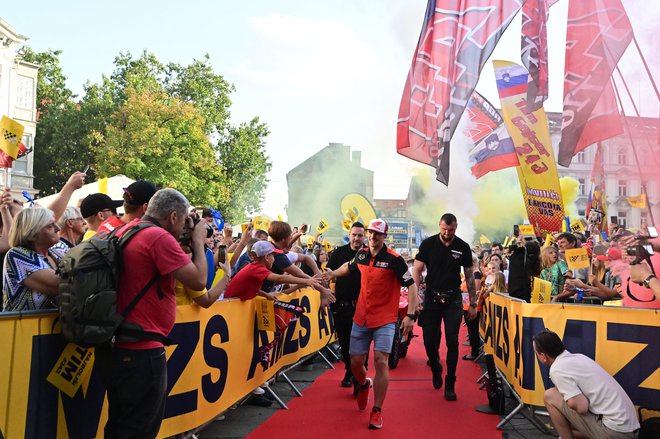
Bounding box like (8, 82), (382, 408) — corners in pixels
(25, 48), (270, 222)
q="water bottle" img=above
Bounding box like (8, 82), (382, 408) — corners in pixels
(575, 288), (585, 302)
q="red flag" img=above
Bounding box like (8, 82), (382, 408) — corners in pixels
(521, 0), (559, 112)
(396, 0), (523, 185)
(558, 0), (633, 167)
(574, 81), (622, 154)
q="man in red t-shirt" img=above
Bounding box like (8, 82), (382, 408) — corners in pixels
(97, 188), (208, 439)
(224, 240), (322, 301)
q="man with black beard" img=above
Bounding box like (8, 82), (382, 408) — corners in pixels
(326, 222), (366, 388)
(413, 213), (477, 401)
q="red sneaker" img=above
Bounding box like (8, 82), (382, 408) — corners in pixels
(368, 408), (383, 429)
(356, 377), (372, 411)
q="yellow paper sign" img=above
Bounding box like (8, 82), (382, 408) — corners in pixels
(46, 343), (94, 398)
(518, 225), (535, 237)
(531, 277), (552, 303)
(479, 234), (491, 244)
(316, 218), (330, 234)
(255, 296), (275, 331)
(627, 194), (647, 209)
(323, 240), (333, 253)
(306, 236), (315, 246)
(345, 209), (357, 222)
(565, 248), (590, 270)
(543, 233), (555, 248)
(253, 216), (271, 232)
(98, 177), (108, 195)
(277, 214), (283, 221)
(340, 193), (377, 226)
(570, 219), (584, 232)
(502, 236), (511, 247)
(241, 222), (251, 233)
(0, 115), (24, 159)
(341, 218), (352, 232)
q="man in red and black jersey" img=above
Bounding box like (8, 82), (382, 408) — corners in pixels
(325, 218), (418, 430)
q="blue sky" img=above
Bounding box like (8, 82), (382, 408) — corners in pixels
(2, 1), (657, 218)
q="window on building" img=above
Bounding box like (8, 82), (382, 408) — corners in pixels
(12, 135), (30, 174)
(617, 149), (627, 165)
(618, 216), (627, 229)
(618, 180), (627, 197)
(16, 75), (35, 110)
(576, 151), (586, 164)
(578, 178), (586, 195)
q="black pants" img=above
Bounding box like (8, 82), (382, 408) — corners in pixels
(332, 304), (356, 372)
(97, 346), (168, 439)
(464, 310), (481, 357)
(418, 296), (463, 378)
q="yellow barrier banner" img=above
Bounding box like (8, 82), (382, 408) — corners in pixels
(479, 293), (660, 408)
(531, 277), (551, 304)
(494, 61), (565, 237)
(565, 247), (590, 270)
(0, 288), (334, 438)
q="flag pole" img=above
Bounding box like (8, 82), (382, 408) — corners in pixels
(610, 77), (656, 226)
(632, 36), (660, 103)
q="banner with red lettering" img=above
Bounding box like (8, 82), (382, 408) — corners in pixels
(396, 0), (523, 185)
(557, 0), (632, 167)
(494, 60), (565, 236)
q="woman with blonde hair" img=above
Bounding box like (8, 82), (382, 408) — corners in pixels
(540, 246), (568, 300)
(2, 207), (62, 311)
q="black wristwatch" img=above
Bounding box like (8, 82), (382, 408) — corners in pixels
(405, 313), (417, 321)
(643, 275), (656, 289)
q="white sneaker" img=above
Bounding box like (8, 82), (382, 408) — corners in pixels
(252, 387), (265, 395)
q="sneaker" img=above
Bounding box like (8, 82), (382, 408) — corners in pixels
(444, 376), (457, 401)
(356, 378), (373, 410)
(252, 387), (265, 395)
(340, 371), (353, 388)
(368, 408), (383, 429)
(462, 354), (477, 361)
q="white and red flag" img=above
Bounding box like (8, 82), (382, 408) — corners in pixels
(396, 0), (523, 185)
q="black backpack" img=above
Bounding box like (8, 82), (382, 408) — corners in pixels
(58, 221), (167, 347)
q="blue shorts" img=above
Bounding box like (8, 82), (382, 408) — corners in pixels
(349, 322), (396, 355)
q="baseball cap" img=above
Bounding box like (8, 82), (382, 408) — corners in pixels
(123, 181), (157, 206)
(596, 247), (622, 261)
(251, 241), (275, 257)
(80, 193), (123, 218)
(367, 218), (388, 234)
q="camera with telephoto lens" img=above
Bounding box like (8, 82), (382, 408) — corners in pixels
(626, 226), (657, 265)
(179, 214), (213, 246)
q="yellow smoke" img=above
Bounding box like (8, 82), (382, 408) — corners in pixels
(559, 176), (579, 219)
(472, 169), (526, 237)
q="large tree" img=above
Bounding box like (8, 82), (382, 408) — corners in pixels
(24, 49), (270, 222)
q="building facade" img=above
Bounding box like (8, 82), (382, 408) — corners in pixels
(286, 142), (373, 243)
(0, 18), (38, 196)
(548, 112), (659, 230)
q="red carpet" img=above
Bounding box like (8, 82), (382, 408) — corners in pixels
(248, 326), (501, 438)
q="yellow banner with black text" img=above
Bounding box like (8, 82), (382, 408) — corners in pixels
(479, 293), (660, 409)
(0, 288), (334, 438)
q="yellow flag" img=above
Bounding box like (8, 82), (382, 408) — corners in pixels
(518, 225), (535, 237)
(565, 248), (590, 270)
(479, 234), (491, 244)
(569, 219), (584, 233)
(627, 194), (647, 209)
(255, 297), (276, 331)
(46, 343), (95, 398)
(241, 222), (251, 233)
(98, 177), (108, 194)
(543, 233), (555, 248)
(531, 277), (552, 304)
(316, 218), (330, 233)
(277, 214), (283, 221)
(253, 215), (271, 232)
(345, 209), (357, 222)
(0, 115), (25, 159)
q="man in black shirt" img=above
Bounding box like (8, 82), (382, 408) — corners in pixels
(326, 222), (366, 387)
(413, 213), (477, 401)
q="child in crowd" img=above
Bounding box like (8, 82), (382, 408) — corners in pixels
(223, 241), (322, 300)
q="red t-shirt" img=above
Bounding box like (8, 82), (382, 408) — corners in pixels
(224, 262), (272, 300)
(98, 215), (125, 233)
(114, 219), (191, 349)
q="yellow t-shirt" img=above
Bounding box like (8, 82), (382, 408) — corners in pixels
(175, 280), (207, 306)
(82, 230), (97, 241)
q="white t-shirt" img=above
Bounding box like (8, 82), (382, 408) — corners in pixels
(550, 351), (640, 433)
